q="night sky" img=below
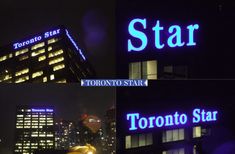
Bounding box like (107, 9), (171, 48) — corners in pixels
(0, 0), (115, 78)
(0, 84), (115, 154)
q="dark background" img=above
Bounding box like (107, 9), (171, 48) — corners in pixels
(0, 84), (115, 154)
(0, 0), (115, 78)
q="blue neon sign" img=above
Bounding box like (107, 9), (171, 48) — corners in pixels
(128, 18), (199, 52)
(126, 108), (218, 131)
(65, 30), (86, 61)
(13, 29), (60, 50)
(32, 108), (54, 112)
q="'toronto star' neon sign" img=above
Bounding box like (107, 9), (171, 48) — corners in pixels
(13, 29), (60, 50)
(126, 108), (218, 131)
(128, 18), (199, 51)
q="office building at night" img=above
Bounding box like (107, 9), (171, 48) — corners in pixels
(0, 26), (95, 83)
(117, 81), (235, 154)
(14, 106), (55, 154)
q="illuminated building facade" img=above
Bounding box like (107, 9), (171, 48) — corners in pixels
(14, 106), (55, 154)
(117, 1), (235, 80)
(0, 26), (95, 83)
(117, 81), (235, 154)
(55, 120), (77, 150)
(105, 107), (116, 154)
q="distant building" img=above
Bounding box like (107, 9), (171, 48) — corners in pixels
(0, 26), (95, 83)
(14, 106), (55, 154)
(55, 120), (77, 150)
(105, 107), (116, 154)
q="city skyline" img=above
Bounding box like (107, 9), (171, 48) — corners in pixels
(0, 84), (115, 154)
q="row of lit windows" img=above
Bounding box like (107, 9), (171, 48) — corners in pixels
(162, 128), (184, 143)
(129, 60), (157, 80)
(125, 127), (204, 149)
(125, 133), (152, 149)
(0, 53), (13, 62)
(17, 48), (63, 62)
(0, 38), (59, 64)
(1, 72), (63, 83)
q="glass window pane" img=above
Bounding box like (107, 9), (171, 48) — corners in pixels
(193, 126), (201, 138)
(166, 130), (173, 142)
(131, 135), (138, 148)
(146, 133), (153, 145)
(172, 129), (178, 141)
(179, 129), (184, 140)
(139, 134), (146, 147)
(129, 62), (141, 79)
(162, 131), (166, 143)
(146, 60), (157, 79)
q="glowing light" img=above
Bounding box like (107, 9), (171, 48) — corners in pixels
(65, 29), (86, 60)
(127, 18), (199, 51)
(127, 108), (218, 131)
(192, 108), (218, 123)
(13, 29), (60, 50)
(31, 109), (53, 112)
(128, 18), (148, 52)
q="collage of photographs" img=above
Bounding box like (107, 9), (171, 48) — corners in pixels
(0, 0), (235, 154)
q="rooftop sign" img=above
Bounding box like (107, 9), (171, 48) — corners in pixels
(126, 108), (218, 131)
(31, 108), (54, 112)
(13, 29), (60, 50)
(128, 18), (199, 51)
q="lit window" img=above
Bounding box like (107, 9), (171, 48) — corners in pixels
(125, 133), (152, 149)
(0, 55), (7, 62)
(49, 56), (64, 65)
(9, 53), (13, 58)
(15, 48), (28, 56)
(129, 62), (141, 79)
(142, 60), (157, 79)
(43, 77), (47, 82)
(48, 46), (53, 51)
(56, 79), (66, 83)
(48, 38), (59, 44)
(31, 42), (45, 50)
(129, 60), (157, 79)
(193, 126), (201, 138)
(38, 55), (46, 61)
(2, 74), (12, 81)
(32, 71), (43, 78)
(162, 148), (185, 154)
(31, 49), (45, 57)
(48, 49), (63, 58)
(19, 55), (29, 61)
(15, 76), (29, 83)
(50, 74), (55, 80)
(53, 64), (65, 71)
(162, 128), (184, 143)
(15, 68), (29, 77)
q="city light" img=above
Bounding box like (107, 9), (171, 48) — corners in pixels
(126, 108), (218, 131)
(65, 29), (86, 60)
(128, 18), (199, 51)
